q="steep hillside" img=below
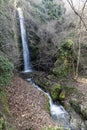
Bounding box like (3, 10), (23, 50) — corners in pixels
(6, 76), (57, 130)
(0, 1), (19, 129)
(0, 0), (19, 66)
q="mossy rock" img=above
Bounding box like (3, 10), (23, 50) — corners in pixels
(49, 84), (62, 102)
(34, 78), (49, 92)
(59, 90), (65, 100)
(82, 108), (87, 119)
(44, 94), (50, 113)
(64, 86), (75, 97)
(53, 58), (70, 78)
(33, 73), (52, 92)
(70, 99), (87, 120)
(53, 39), (76, 78)
(70, 99), (81, 114)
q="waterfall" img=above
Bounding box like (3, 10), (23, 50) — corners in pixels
(17, 7), (86, 130)
(17, 8), (32, 72)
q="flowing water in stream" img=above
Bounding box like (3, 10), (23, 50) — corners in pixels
(27, 79), (70, 129)
(18, 8), (86, 130)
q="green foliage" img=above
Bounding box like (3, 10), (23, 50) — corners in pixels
(70, 98), (87, 120)
(70, 99), (81, 114)
(0, 52), (14, 87)
(82, 108), (87, 119)
(49, 84), (66, 102)
(42, 0), (65, 20)
(53, 39), (76, 78)
(49, 84), (62, 102)
(64, 86), (74, 96)
(59, 91), (65, 100)
(0, 90), (10, 114)
(34, 0), (65, 22)
(0, 32), (5, 48)
(0, 115), (13, 130)
(0, 90), (14, 130)
(44, 94), (50, 113)
(0, 116), (6, 130)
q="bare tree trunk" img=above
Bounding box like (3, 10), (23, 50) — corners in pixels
(75, 26), (82, 78)
(67, 0), (87, 31)
(66, 0), (87, 78)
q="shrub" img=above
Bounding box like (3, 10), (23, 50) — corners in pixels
(0, 52), (14, 87)
(53, 39), (76, 78)
(49, 84), (62, 102)
(42, 0), (65, 20)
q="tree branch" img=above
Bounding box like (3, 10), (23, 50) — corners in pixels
(67, 0), (87, 31)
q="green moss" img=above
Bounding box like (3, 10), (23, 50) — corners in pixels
(0, 90), (15, 130)
(44, 94), (50, 113)
(64, 86), (74, 96)
(70, 99), (87, 119)
(0, 116), (6, 130)
(53, 58), (69, 78)
(82, 108), (87, 119)
(49, 84), (62, 102)
(34, 76), (51, 92)
(0, 51), (14, 87)
(0, 114), (14, 130)
(0, 33), (5, 48)
(35, 80), (47, 91)
(0, 90), (10, 114)
(53, 38), (76, 78)
(70, 99), (81, 113)
(59, 91), (65, 100)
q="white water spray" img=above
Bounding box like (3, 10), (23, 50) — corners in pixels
(18, 8), (32, 72)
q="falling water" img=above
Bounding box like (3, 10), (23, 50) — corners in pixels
(18, 8), (32, 72)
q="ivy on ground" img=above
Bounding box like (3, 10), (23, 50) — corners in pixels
(0, 51), (14, 87)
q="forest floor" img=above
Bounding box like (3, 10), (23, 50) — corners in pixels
(5, 75), (87, 130)
(76, 77), (87, 107)
(6, 76), (57, 130)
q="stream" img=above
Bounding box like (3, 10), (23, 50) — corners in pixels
(27, 78), (70, 129)
(18, 7), (86, 130)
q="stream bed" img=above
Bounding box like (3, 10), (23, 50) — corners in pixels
(26, 78), (86, 130)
